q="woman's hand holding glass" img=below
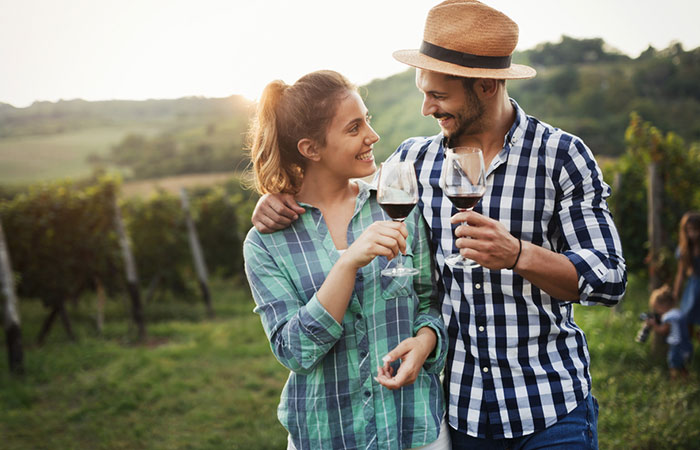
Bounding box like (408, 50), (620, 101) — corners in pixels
(340, 221), (408, 271)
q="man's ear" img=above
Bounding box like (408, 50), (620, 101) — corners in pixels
(297, 138), (321, 162)
(475, 78), (499, 98)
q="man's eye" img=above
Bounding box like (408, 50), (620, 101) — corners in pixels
(366, 115), (372, 123)
(350, 125), (359, 133)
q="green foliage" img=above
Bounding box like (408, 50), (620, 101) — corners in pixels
(188, 185), (246, 279)
(99, 125), (251, 179)
(122, 191), (194, 300)
(509, 42), (700, 157)
(0, 283), (289, 450)
(606, 113), (700, 277)
(0, 176), (123, 306)
(0, 96), (252, 139)
(574, 274), (700, 449)
(521, 35), (630, 66)
(1, 174), (259, 316)
(1, 276), (698, 449)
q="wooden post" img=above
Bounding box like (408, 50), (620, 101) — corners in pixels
(0, 218), (24, 375)
(647, 161), (667, 358)
(113, 197), (147, 341)
(180, 188), (214, 318)
(95, 278), (106, 335)
(647, 161), (663, 291)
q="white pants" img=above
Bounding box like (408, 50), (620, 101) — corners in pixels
(287, 417), (451, 450)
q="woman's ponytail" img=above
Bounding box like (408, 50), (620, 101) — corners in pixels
(248, 80), (302, 194)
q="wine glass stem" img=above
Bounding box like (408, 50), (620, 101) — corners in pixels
(459, 209), (468, 262)
(394, 219), (405, 268)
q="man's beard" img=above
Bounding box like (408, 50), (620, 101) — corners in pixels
(441, 89), (485, 149)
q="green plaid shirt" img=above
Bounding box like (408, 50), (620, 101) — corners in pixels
(244, 180), (447, 450)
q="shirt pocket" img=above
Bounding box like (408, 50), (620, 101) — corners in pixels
(379, 251), (415, 300)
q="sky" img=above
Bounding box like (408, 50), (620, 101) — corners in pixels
(1, 0), (698, 108)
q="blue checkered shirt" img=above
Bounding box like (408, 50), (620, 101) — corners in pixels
(385, 100), (626, 439)
(244, 181), (448, 449)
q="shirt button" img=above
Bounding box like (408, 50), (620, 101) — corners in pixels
(483, 367), (489, 373)
(478, 326), (485, 332)
(511, 136), (518, 144)
(359, 350), (367, 358)
(364, 390), (371, 398)
(356, 313), (362, 320)
(475, 283), (481, 290)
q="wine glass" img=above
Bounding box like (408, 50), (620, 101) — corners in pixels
(377, 161), (420, 277)
(440, 147), (486, 269)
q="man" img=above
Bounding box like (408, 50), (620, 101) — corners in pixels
(252, 1), (626, 448)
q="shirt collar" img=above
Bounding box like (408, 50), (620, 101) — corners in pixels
(504, 98), (527, 150)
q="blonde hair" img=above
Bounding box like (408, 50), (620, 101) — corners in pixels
(247, 70), (355, 194)
(649, 284), (675, 311)
(678, 211), (700, 276)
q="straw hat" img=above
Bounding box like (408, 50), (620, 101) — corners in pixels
(393, 0), (536, 80)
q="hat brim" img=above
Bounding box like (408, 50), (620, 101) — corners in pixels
(393, 49), (536, 80)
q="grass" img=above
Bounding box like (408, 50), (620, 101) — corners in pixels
(0, 125), (161, 185)
(0, 279), (289, 450)
(1, 275), (699, 449)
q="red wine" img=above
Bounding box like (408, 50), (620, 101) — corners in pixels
(447, 193), (482, 211)
(379, 202), (417, 221)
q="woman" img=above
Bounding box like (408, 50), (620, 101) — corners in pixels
(674, 211), (700, 342)
(243, 70), (449, 450)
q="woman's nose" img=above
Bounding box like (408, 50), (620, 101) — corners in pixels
(365, 126), (380, 144)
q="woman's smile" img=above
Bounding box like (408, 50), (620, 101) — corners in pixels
(356, 149), (374, 162)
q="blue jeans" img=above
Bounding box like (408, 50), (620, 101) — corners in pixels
(667, 342), (692, 369)
(450, 394), (599, 450)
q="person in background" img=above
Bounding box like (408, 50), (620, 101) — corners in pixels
(647, 285), (693, 380)
(674, 211), (700, 343)
(243, 70), (450, 450)
(251, 2), (627, 449)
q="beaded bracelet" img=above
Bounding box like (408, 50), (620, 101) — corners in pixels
(507, 238), (522, 270)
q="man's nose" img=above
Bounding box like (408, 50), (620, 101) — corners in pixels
(421, 96), (436, 117)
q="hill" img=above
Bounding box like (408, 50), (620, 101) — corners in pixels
(0, 96), (254, 184)
(1, 37), (699, 185)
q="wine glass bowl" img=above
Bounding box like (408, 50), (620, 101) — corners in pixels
(440, 147), (486, 269)
(377, 161), (420, 277)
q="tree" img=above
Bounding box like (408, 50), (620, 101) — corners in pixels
(607, 113), (700, 280)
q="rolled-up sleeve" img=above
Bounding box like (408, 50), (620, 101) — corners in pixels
(244, 233), (343, 374)
(557, 139), (627, 306)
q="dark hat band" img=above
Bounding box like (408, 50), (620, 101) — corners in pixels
(420, 41), (512, 69)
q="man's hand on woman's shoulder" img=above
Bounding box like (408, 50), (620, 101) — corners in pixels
(252, 193), (306, 233)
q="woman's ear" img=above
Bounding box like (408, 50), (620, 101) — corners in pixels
(298, 138), (321, 162)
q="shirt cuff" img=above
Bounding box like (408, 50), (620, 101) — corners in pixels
(414, 315), (447, 373)
(564, 249), (610, 304)
(298, 294), (344, 347)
